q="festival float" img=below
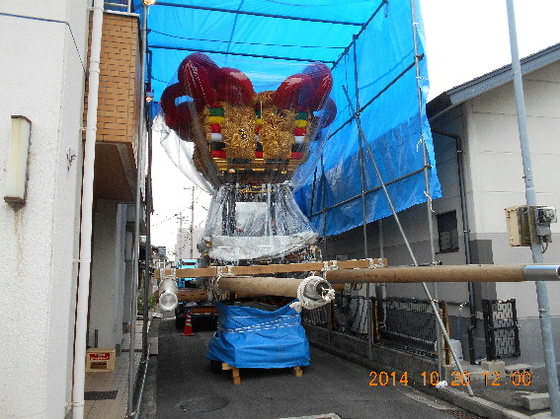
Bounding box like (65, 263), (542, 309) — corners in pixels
(157, 52), (341, 380)
(160, 52), (336, 264)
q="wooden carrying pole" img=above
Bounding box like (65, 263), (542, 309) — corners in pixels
(218, 276), (306, 298)
(216, 276), (341, 298)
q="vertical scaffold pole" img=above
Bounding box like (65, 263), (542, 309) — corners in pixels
(342, 85), (474, 396)
(409, 0), (443, 375)
(351, 35), (374, 359)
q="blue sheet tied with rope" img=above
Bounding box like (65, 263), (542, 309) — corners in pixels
(206, 301), (310, 369)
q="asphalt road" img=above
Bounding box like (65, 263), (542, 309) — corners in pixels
(142, 316), (482, 419)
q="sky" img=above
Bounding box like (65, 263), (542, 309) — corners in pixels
(421, 0), (560, 99)
(150, 0), (560, 257)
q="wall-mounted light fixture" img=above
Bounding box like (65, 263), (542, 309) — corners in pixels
(142, 0), (156, 5)
(4, 115), (32, 204)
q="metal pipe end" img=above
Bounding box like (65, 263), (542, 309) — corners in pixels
(159, 292), (178, 311)
(303, 276), (332, 300)
(523, 265), (560, 281)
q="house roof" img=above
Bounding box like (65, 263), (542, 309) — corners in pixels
(427, 42), (560, 119)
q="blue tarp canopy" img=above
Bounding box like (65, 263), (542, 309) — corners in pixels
(136, 0), (441, 237)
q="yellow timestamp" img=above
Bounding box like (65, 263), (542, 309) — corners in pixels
(368, 370), (533, 387)
(482, 370), (533, 386)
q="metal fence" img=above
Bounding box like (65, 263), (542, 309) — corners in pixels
(302, 294), (447, 358)
(375, 297), (445, 358)
(302, 294), (370, 336)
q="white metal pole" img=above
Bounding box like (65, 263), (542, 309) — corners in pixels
(72, 1), (104, 418)
(127, 2), (149, 415)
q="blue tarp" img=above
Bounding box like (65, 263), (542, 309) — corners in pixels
(138, 0), (441, 237)
(206, 302), (310, 369)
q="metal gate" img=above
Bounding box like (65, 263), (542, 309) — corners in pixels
(482, 299), (520, 360)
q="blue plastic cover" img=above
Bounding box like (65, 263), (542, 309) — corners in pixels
(206, 302), (310, 368)
(139, 0), (442, 237)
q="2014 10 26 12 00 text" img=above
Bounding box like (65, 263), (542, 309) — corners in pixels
(368, 370), (533, 387)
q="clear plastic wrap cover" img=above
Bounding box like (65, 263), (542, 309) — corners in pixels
(154, 116), (214, 192)
(206, 301), (310, 369)
(202, 183), (318, 263)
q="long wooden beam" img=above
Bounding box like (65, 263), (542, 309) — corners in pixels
(156, 258), (386, 279)
(326, 264), (525, 283)
(158, 264), (560, 302)
(209, 264), (560, 298)
(324, 264), (560, 283)
(156, 262), (560, 301)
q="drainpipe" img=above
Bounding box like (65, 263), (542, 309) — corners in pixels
(431, 128), (477, 364)
(71, 1), (104, 418)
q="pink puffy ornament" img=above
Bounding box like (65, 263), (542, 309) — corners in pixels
(160, 83), (194, 140)
(216, 67), (255, 106)
(161, 83), (185, 131)
(316, 97), (337, 128)
(272, 73), (313, 111)
(173, 102), (194, 140)
(178, 53), (221, 104)
(304, 62), (333, 111)
(273, 62), (333, 111)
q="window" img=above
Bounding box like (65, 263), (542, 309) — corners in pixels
(437, 211), (459, 253)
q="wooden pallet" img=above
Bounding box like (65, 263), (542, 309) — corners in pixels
(221, 362), (303, 385)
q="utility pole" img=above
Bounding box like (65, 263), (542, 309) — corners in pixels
(177, 213), (188, 260)
(190, 186), (195, 258)
(179, 186), (196, 258)
(506, 0), (560, 415)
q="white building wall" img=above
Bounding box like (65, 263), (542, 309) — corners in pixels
(89, 201), (127, 349)
(122, 205), (136, 327)
(0, 2), (88, 418)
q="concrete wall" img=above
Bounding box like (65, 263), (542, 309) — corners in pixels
(465, 63), (560, 243)
(0, 1), (89, 417)
(463, 62), (560, 319)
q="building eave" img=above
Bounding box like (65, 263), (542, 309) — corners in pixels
(427, 42), (560, 120)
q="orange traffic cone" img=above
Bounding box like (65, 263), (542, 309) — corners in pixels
(182, 311), (194, 336)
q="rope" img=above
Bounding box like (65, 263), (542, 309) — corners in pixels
(219, 315), (301, 334)
(290, 276), (336, 312)
(207, 266), (230, 300)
